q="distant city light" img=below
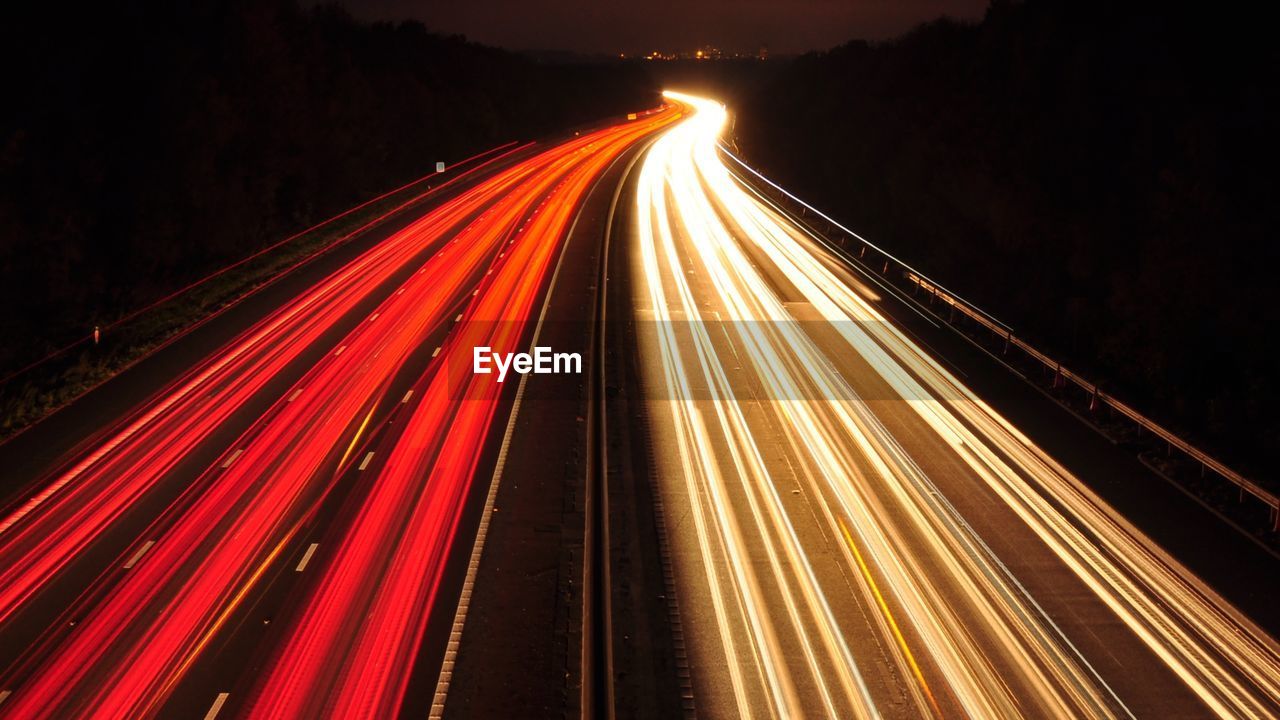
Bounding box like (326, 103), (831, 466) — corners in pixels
(640, 45), (768, 61)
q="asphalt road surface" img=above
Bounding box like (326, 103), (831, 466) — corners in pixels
(2, 90), (1277, 720)
(629, 93), (1280, 719)
(0, 106), (680, 719)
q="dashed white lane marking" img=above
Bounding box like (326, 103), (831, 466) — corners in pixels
(0, 690), (12, 706)
(334, 345), (346, 356)
(203, 693), (230, 720)
(295, 543), (319, 572)
(287, 388), (303, 402)
(122, 540), (155, 569)
(432, 347), (441, 358)
(359, 452), (375, 471)
(368, 312), (380, 322)
(221, 449), (244, 469)
(454, 314), (463, 322)
(401, 390), (414, 404)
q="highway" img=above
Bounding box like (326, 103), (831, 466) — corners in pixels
(2, 84), (1276, 720)
(0, 105), (679, 718)
(631, 92), (1280, 718)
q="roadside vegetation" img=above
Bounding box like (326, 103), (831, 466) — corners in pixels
(733, 0), (1278, 479)
(0, 0), (655, 438)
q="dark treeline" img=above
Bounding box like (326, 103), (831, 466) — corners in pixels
(735, 0), (1278, 475)
(0, 1), (656, 372)
(644, 59), (786, 111)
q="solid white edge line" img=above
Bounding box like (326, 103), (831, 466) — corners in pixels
(427, 135), (648, 720)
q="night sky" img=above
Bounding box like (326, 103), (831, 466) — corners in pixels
(338, 0), (989, 55)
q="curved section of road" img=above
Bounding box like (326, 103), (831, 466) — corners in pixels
(0, 106), (679, 718)
(633, 92), (1280, 719)
(243, 111), (677, 719)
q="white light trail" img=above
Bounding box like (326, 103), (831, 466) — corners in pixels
(632, 90), (1280, 719)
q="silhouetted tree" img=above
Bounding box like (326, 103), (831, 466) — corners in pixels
(0, 0), (655, 376)
(736, 0), (1279, 474)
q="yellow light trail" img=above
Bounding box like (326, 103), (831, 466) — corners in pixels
(836, 516), (942, 718)
(631, 90), (1280, 719)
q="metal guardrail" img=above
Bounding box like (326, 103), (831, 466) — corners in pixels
(907, 273), (1279, 523)
(720, 144), (1280, 532)
(0, 141), (525, 390)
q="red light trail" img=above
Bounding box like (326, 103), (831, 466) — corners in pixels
(249, 111), (677, 718)
(0, 106), (677, 718)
